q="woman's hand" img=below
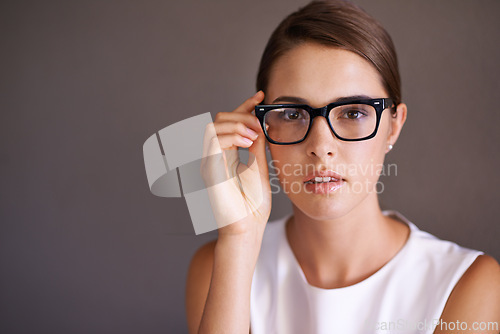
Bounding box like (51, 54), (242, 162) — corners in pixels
(200, 91), (271, 238)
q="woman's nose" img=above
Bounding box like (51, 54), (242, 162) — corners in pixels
(304, 116), (338, 158)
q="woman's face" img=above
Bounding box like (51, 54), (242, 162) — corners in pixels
(265, 42), (405, 221)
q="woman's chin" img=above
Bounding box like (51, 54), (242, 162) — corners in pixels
(291, 196), (350, 221)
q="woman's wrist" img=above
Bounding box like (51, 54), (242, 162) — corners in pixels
(215, 230), (264, 268)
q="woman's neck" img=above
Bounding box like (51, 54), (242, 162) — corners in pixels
(286, 194), (410, 289)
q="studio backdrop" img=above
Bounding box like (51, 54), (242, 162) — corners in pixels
(1, 0), (499, 333)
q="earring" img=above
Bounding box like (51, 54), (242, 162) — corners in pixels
(387, 144), (393, 151)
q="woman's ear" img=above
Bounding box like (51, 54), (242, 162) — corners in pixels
(386, 103), (407, 152)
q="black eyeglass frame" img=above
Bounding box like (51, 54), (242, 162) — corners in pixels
(254, 98), (395, 145)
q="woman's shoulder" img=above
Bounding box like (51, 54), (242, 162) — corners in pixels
(408, 225), (483, 259)
(458, 254), (500, 288)
(385, 211), (499, 323)
(384, 210), (487, 294)
(436, 254), (500, 330)
(384, 210), (484, 261)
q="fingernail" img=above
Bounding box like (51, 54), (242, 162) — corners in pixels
(254, 90), (263, 98)
(246, 127), (258, 139)
(242, 137), (253, 145)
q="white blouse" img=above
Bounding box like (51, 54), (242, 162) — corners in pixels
(250, 210), (483, 334)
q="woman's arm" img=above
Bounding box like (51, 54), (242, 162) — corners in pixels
(434, 254), (500, 334)
(185, 91), (270, 333)
(185, 240), (216, 334)
(186, 232), (263, 334)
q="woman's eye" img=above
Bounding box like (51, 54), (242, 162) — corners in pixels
(282, 109), (302, 120)
(342, 109), (365, 119)
(347, 111), (360, 119)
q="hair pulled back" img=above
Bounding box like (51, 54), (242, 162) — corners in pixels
(256, 0), (401, 107)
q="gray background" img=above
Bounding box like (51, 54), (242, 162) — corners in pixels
(1, 0), (499, 333)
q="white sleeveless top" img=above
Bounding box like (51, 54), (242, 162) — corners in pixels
(250, 210), (483, 334)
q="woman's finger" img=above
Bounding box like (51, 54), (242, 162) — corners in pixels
(213, 133), (255, 151)
(214, 111), (262, 134)
(233, 91), (265, 114)
(212, 121), (259, 142)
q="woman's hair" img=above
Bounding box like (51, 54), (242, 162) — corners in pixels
(256, 0), (401, 108)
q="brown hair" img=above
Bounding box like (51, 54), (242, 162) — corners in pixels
(256, 0), (401, 108)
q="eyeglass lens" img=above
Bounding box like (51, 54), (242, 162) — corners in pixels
(263, 104), (378, 143)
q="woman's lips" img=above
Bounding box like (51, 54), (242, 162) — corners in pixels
(302, 169), (345, 195)
(304, 178), (344, 194)
(302, 169), (344, 183)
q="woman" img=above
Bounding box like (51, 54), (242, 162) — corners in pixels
(186, 1), (500, 333)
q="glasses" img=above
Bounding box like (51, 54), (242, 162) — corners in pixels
(254, 98), (394, 145)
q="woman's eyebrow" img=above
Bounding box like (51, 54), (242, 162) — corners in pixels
(334, 95), (373, 103)
(271, 95), (373, 104)
(271, 96), (308, 104)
